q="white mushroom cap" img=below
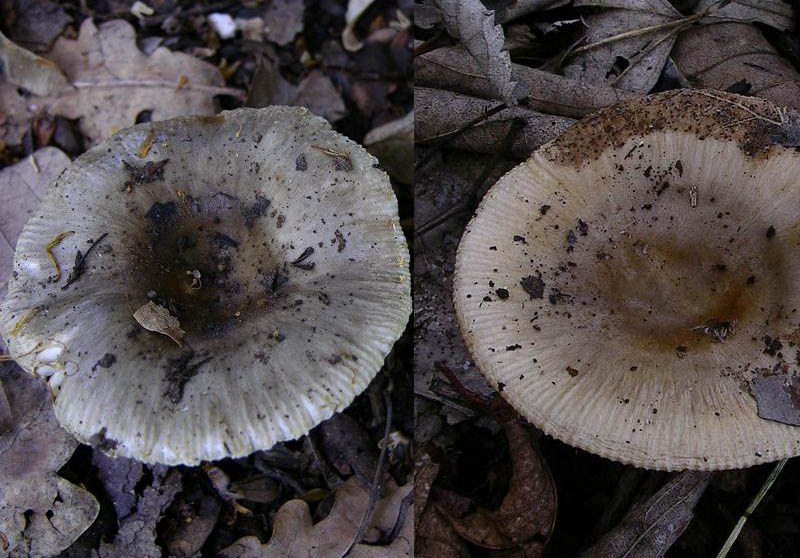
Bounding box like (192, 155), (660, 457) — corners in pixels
(454, 89), (800, 470)
(1, 107), (410, 465)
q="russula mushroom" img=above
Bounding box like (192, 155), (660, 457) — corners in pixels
(454, 89), (800, 470)
(0, 107), (410, 465)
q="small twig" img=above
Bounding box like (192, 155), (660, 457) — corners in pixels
(340, 386), (394, 558)
(61, 233), (108, 290)
(716, 458), (788, 558)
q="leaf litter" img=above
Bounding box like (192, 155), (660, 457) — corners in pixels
(0, 361), (99, 558)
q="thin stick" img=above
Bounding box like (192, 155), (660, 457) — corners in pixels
(339, 386), (394, 557)
(715, 458), (788, 558)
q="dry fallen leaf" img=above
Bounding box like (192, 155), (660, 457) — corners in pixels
(0, 361), (99, 558)
(218, 477), (413, 558)
(95, 464), (182, 558)
(364, 111), (413, 184)
(246, 57), (346, 122)
(565, 0), (682, 94)
(133, 301), (185, 346)
(2, 18), (241, 147)
(262, 0), (305, 45)
(439, 420), (556, 555)
(0, 147), (71, 315)
(416, 87), (574, 159)
(750, 374), (800, 427)
(415, 45), (637, 118)
(580, 471), (711, 558)
(673, 22), (800, 109)
(0, 31), (69, 96)
(433, 0), (517, 105)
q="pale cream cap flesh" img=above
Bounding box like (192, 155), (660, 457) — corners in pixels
(1, 107), (410, 465)
(455, 89), (800, 470)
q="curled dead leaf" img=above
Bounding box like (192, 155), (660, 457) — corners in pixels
(133, 301), (185, 346)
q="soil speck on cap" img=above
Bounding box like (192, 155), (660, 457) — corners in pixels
(513, 235), (527, 244)
(567, 366), (579, 377)
(334, 230), (346, 252)
(89, 427), (118, 452)
(295, 153), (307, 171)
(94, 353), (116, 369)
(763, 336), (783, 356)
(521, 274), (545, 300)
(539, 204), (551, 215)
(767, 225), (776, 239)
(164, 351), (213, 404)
(577, 219), (588, 236)
(496, 288), (510, 299)
(243, 195), (271, 228)
(144, 201), (176, 224)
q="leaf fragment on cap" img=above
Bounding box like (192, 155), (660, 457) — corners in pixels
(133, 301), (184, 346)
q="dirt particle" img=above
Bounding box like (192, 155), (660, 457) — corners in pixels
(766, 225), (776, 239)
(513, 235), (527, 243)
(164, 351), (213, 404)
(496, 288), (510, 299)
(243, 195), (271, 228)
(95, 353), (116, 369)
(567, 366), (579, 377)
(520, 273), (545, 300)
(763, 336), (783, 356)
(296, 153), (307, 171)
(334, 230), (346, 252)
(144, 201), (176, 224)
(539, 204), (551, 215)
(318, 291), (331, 305)
(506, 344), (522, 351)
(577, 219), (588, 236)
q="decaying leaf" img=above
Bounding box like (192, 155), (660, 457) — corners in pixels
(415, 87), (574, 159)
(343, 0), (377, 51)
(695, 0), (793, 31)
(415, 45), (637, 118)
(565, 0), (682, 94)
(261, 0), (305, 45)
(364, 111), (413, 184)
(218, 477), (413, 558)
(673, 22), (800, 109)
(95, 464), (182, 558)
(246, 57), (346, 122)
(433, 0), (517, 105)
(133, 301), (185, 346)
(580, 471), (711, 558)
(0, 147), (71, 313)
(0, 30), (70, 96)
(439, 420), (556, 554)
(0, 361), (99, 558)
(1, 18), (240, 147)
(2, 0), (72, 53)
(750, 375), (800, 427)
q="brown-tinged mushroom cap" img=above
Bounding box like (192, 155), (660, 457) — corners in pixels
(0, 107), (410, 465)
(454, 89), (800, 470)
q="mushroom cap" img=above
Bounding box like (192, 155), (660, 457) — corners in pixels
(1, 107), (410, 465)
(454, 89), (800, 471)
